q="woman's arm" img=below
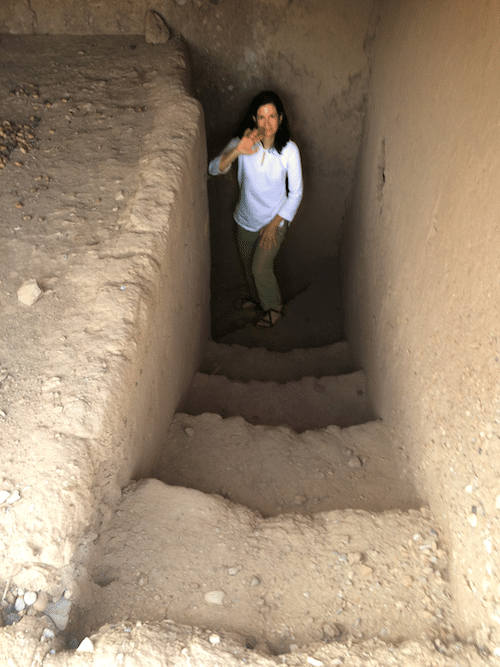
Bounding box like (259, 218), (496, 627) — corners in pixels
(277, 142), (303, 222)
(209, 129), (262, 175)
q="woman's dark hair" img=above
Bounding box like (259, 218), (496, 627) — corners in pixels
(236, 90), (291, 154)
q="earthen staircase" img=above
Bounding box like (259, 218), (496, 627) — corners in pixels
(88, 281), (454, 659)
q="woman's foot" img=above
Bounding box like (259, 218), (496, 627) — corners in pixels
(236, 298), (259, 310)
(255, 308), (283, 328)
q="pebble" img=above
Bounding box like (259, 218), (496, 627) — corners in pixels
(17, 279), (42, 306)
(250, 576), (260, 587)
(307, 658), (323, 667)
(204, 590), (224, 605)
(32, 591), (49, 612)
(347, 552), (362, 564)
(76, 637), (94, 653)
(0, 491), (10, 504)
(209, 633), (220, 644)
(45, 597), (72, 630)
(322, 623), (340, 639)
(23, 591), (37, 606)
(347, 456), (363, 468)
(14, 597), (26, 612)
(227, 566), (240, 576)
(184, 427), (195, 437)
(5, 490), (21, 504)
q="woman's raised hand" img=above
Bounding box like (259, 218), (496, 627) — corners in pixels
(237, 128), (263, 155)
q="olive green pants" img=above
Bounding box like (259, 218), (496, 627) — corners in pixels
(236, 224), (286, 312)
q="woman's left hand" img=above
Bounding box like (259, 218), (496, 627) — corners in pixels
(259, 215), (284, 250)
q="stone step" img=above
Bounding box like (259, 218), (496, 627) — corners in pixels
(88, 479), (451, 654)
(199, 340), (356, 383)
(154, 413), (420, 516)
(180, 370), (373, 431)
(58, 618), (491, 667)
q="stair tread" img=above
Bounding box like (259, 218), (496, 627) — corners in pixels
(154, 414), (420, 516)
(90, 479), (450, 650)
(180, 369), (373, 430)
(81, 618), (492, 667)
(200, 339), (356, 382)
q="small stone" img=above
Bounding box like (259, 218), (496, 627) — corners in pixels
(227, 566), (240, 576)
(347, 552), (362, 564)
(14, 597), (26, 612)
(17, 279), (42, 306)
(347, 456), (363, 468)
(307, 658), (323, 667)
(145, 10), (171, 44)
(209, 634), (220, 644)
(5, 490), (21, 504)
(23, 591), (37, 606)
(0, 491), (10, 504)
(45, 597), (71, 630)
(250, 576), (260, 587)
(15, 202), (23, 208)
(359, 564), (373, 577)
(468, 514), (478, 528)
(77, 637), (94, 652)
(185, 427), (195, 437)
(322, 623), (341, 639)
(204, 590), (224, 605)
(293, 495), (307, 506)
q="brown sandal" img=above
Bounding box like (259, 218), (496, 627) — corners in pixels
(236, 298), (259, 310)
(255, 309), (283, 328)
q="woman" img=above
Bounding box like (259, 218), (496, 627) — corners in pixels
(208, 90), (303, 328)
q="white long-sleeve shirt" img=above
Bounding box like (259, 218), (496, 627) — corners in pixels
(208, 137), (303, 232)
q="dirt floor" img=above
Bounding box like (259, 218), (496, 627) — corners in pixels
(0, 35), (497, 667)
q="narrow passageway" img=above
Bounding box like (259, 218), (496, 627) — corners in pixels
(86, 25), (451, 651)
(0, 0), (499, 658)
(87, 253), (444, 653)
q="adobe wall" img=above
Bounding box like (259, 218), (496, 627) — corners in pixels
(0, 37), (210, 596)
(0, 0), (375, 270)
(342, 0), (500, 641)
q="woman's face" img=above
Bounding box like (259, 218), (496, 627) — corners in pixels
(254, 104), (281, 140)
